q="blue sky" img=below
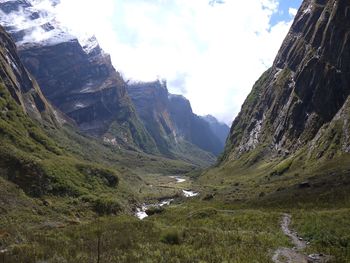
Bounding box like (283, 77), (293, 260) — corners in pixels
(271, 0), (302, 26)
(51, 0), (303, 124)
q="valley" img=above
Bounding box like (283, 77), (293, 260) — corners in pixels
(0, 0), (350, 262)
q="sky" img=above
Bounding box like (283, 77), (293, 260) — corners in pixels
(44, 0), (302, 125)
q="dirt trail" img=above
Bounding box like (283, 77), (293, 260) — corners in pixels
(272, 213), (331, 263)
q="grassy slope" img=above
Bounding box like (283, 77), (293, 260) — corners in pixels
(3, 201), (290, 263)
(2, 76), (349, 261)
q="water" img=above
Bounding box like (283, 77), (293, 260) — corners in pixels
(169, 176), (186, 183)
(135, 207), (148, 220)
(135, 199), (173, 220)
(182, 190), (199, 197)
(135, 176), (199, 220)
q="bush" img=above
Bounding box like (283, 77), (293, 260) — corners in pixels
(160, 229), (182, 245)
(93, 197), (122, 215)
(145, 206), (164, 216)
(77, 164), (119, 187)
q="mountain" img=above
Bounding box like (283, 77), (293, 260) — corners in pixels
(201, 115), (230, 146)
(127, 80), (223, 166)
(203, 0), (350, 205)
(221, 0), (350, 162)
(0, 0), (159, 154)
(0, 22), (195, 211)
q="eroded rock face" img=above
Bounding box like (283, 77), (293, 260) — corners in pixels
(0, 25), (59, 126)
(222, 0), (350, 162)
(201, 115), (230, 146)
(0, 0), (158, 153)
(128, 81), (224, 157)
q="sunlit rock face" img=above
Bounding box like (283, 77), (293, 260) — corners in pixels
(221, 0), (350, 162)
(128, 81), (225, 157)
(0, 0), (159, 153)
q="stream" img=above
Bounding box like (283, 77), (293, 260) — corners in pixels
(135, 176), (199, 220)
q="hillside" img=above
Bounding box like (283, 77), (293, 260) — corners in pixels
(0, 0), (159, 154)
(201, 114), (230, 146)
(1, 0), (350, 262)
(127, 81), (226, 166)
(201, 0), (350, 206)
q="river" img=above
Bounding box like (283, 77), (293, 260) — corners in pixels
(135, 176), (199, 220)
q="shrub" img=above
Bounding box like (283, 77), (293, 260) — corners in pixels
(93, 197), (122, 215)
(160, 229), (182, 245)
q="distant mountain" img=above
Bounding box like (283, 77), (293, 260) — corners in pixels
(0, 23), (196, 214)
(127, 81), (224, 165)
(201, 115), (230, 146)
(0, 0), (159, 154)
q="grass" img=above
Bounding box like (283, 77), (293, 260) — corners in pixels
(1, 203), (292, 263)
(292, 209), (350, 262)
(1, 36), (350, 262)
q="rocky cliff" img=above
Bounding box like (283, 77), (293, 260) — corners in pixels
(127, 81), (223, 166)
(0, 25), (59, 127)
(0, 23), (195, 209)
(221, 0), (350, 164)
(168, 94), (224, 156)
(0, 0), (158, 154)
(201, 115), (230, 146)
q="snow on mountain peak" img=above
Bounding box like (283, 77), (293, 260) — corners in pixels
(0, 0), (95, 52)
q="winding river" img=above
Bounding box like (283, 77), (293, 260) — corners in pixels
(135, 176), (199, 220)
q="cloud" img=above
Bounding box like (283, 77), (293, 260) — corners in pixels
(2, 0), (297, 125)
(289, 7), (298, 16)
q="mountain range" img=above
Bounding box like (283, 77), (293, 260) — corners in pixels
(1, 0), (350, 262)
(0, 0), (229, 165)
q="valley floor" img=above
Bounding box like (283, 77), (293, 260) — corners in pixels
(1, 188), (349, 262)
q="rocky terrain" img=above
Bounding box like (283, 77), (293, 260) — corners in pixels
(128, 81), (227, 162)
(0, 0), (160, 154)
(0, 0), (350, 262)
(0, 0), (227, 163)
(221, 0), (350, 163)
(201, 114), (230, 146)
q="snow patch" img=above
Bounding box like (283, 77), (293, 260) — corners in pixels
(80, 35), (100, 54)
(74, 102), (86, 109)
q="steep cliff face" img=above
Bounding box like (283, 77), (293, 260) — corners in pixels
(168, 94), (224, 156)
(201, 115), (230, 146)
(0, 24), (194, 211)
(0, 0), (158, 154)
(222, 0), (350, 163)
(127, 81), (223, 165)
(0, 25), (59, 127)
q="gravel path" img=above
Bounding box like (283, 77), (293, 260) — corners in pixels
(272, 213), (332, 263)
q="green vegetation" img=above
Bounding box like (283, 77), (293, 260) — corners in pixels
(292, 209), (350, 262)
(2, 203), (292, 263)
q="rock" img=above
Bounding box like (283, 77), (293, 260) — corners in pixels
(202, 193), (215, 201)
(299, 182), (311, 189)
(0, 249), (8, 254)
(128, 81), (224, 158)
(0, 0), (158, 155)
(219, 0), (350, 165)
(42, 199), (51, 206)
(201, 115), (230, 146)
(145, 206), (164, 216)
(308, 253), (332, 262)
(259, 192), (266, 197)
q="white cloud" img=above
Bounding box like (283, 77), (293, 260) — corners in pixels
(22, 0), (297, 125)
(289, 7), (298, 16)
